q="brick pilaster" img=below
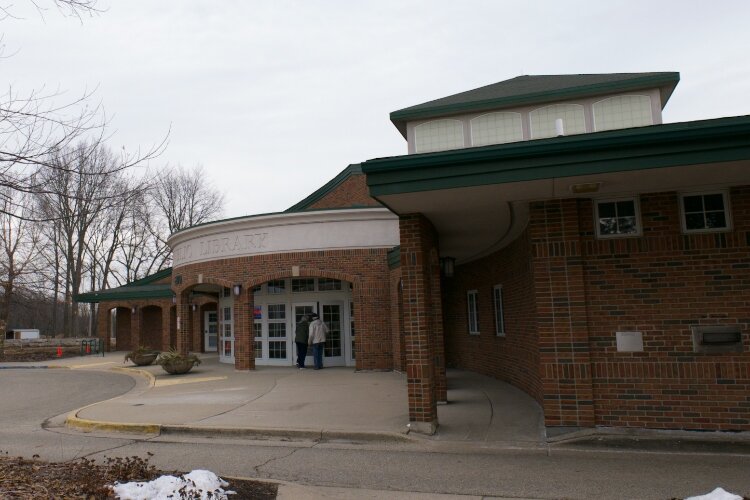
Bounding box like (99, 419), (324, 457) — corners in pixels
(191, 305), (202, 353)
(175, 295), (190, 355)
(131, 306), (141, 350)
(161, 306), (172, 351)
(234, 287), (255, 370)
(530, 199), (594, 428)
(400, 213), (442, 433)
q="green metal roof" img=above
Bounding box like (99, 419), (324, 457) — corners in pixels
(286, 164), (363, 212)
(76, 268), (174, 303)
(390, 72), (680, 137)
(76, 284), (174, 304)
(363, 114), (750, 197)
(123, 267), (172, 287)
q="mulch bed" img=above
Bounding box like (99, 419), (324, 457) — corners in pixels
(1, 350), (82, 362)
(0, 453), (277, 499)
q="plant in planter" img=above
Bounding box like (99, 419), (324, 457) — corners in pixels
(156, 348), (201, 375)
(123, 346), (160, 366)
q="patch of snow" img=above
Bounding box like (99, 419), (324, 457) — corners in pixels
(111, 469), (236, 500)
(685, 487), (743, 500)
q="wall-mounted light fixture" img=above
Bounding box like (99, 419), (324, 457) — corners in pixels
(191, 303), (197, 312)
(131, 306), (137, 314)
(441, 257), (456, 278)
(233, 284), (242, 296)
(569, 182), (602, 194)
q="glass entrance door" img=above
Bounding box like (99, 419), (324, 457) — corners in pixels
(204, 311), (218, 352)
(321, 301), (345, 366)
(219, 304), (234, 364)
(293, 303), (316, 366)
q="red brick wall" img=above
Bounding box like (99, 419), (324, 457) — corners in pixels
(172, 248), (394, 370)
(444, 229), (542, 404)
(581, 187), (750, 431)
(308, 174), (382, 210)
(141, 306), (163, 350)
(389, 267), (406, 372)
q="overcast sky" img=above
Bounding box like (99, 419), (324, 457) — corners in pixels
(3, 1), (749, 218)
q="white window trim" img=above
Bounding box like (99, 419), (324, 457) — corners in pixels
(493, 285), (505, 337)
(594, 197), (643, 239)
(467, 290), (479, 335)
(679, 191), (732, 234)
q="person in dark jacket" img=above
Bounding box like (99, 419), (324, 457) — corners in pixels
(295, 314), (310, 369)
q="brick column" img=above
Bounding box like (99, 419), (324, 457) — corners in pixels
(192, 305), (202, 353)
(400, 213), (443, 434)
(234, 286), (255, 370)
(429, 249), (447, 403)
(131, 306), (142, 350)
(175, 294), (190, 355)
(161, 305), (172, 351)
(530, 199), (595, 429)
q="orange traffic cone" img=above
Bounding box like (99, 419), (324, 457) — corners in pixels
(56, 346), (62, 357)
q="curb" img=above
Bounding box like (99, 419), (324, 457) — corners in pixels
(160, 425), (415, 443)
(0, 365), (70, 369)
(65, 414), (161, 434)
(110, 365), (156, 387)
(64, 416), (414, 443)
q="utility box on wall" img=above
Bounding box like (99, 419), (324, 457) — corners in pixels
(616, 331), (644, 352)
(691, 325), (744, 354)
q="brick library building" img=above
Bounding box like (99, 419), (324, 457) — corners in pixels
(80, 72), (750, 435)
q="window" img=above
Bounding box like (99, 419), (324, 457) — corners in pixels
(318, 278), (342, 291)
(493, 285), (505, 336)
(470, 112), (523, 146)
(252, 285), (262, 294)
(595, 198), (641, 238)
(350, 301), (355, 360)
(414, 119), (465, 153)
(680, 192), (731, 232)
(593, 95), (653, 132)
(529, 103), (586, 139)
(222, 287), (231, 298)
(267, 279), (286, 294)
(467, 290), (479, 335)
(268, 303), (287, 359)
(292, 278), (315, 292)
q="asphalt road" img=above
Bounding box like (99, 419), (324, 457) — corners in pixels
(1, 368), (750, 499)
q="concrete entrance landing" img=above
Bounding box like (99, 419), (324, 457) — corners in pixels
(7, 353), (545, 444)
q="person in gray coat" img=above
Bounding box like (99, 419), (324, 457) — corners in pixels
(308, 312), (328, 370)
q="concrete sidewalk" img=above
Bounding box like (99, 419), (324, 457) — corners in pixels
(4, 352), (545, 446)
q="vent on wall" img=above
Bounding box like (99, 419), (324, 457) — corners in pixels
(691, 325), (744, 354)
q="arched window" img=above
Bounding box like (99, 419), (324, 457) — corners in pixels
(470, 112), (523, 146)
(414, 119), (464, 153)
(529, 103), (585, 139)
(593, 95), (653, 132)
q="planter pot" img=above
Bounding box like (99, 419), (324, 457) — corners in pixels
(127, 352), (159, 366)
(160, 358), (198, 375)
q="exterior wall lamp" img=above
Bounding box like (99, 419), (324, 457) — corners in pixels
(442, 257), (455, 278)
(172, 294), (177, 305)
(233, 284), (242, 296)
(131, 306), (137, 314)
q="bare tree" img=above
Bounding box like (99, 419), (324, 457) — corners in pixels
(0, 0), (166, 220)
(148, 165), (224, 267)
(0, 187), (41, 324)
(37, 142), (141, 335)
